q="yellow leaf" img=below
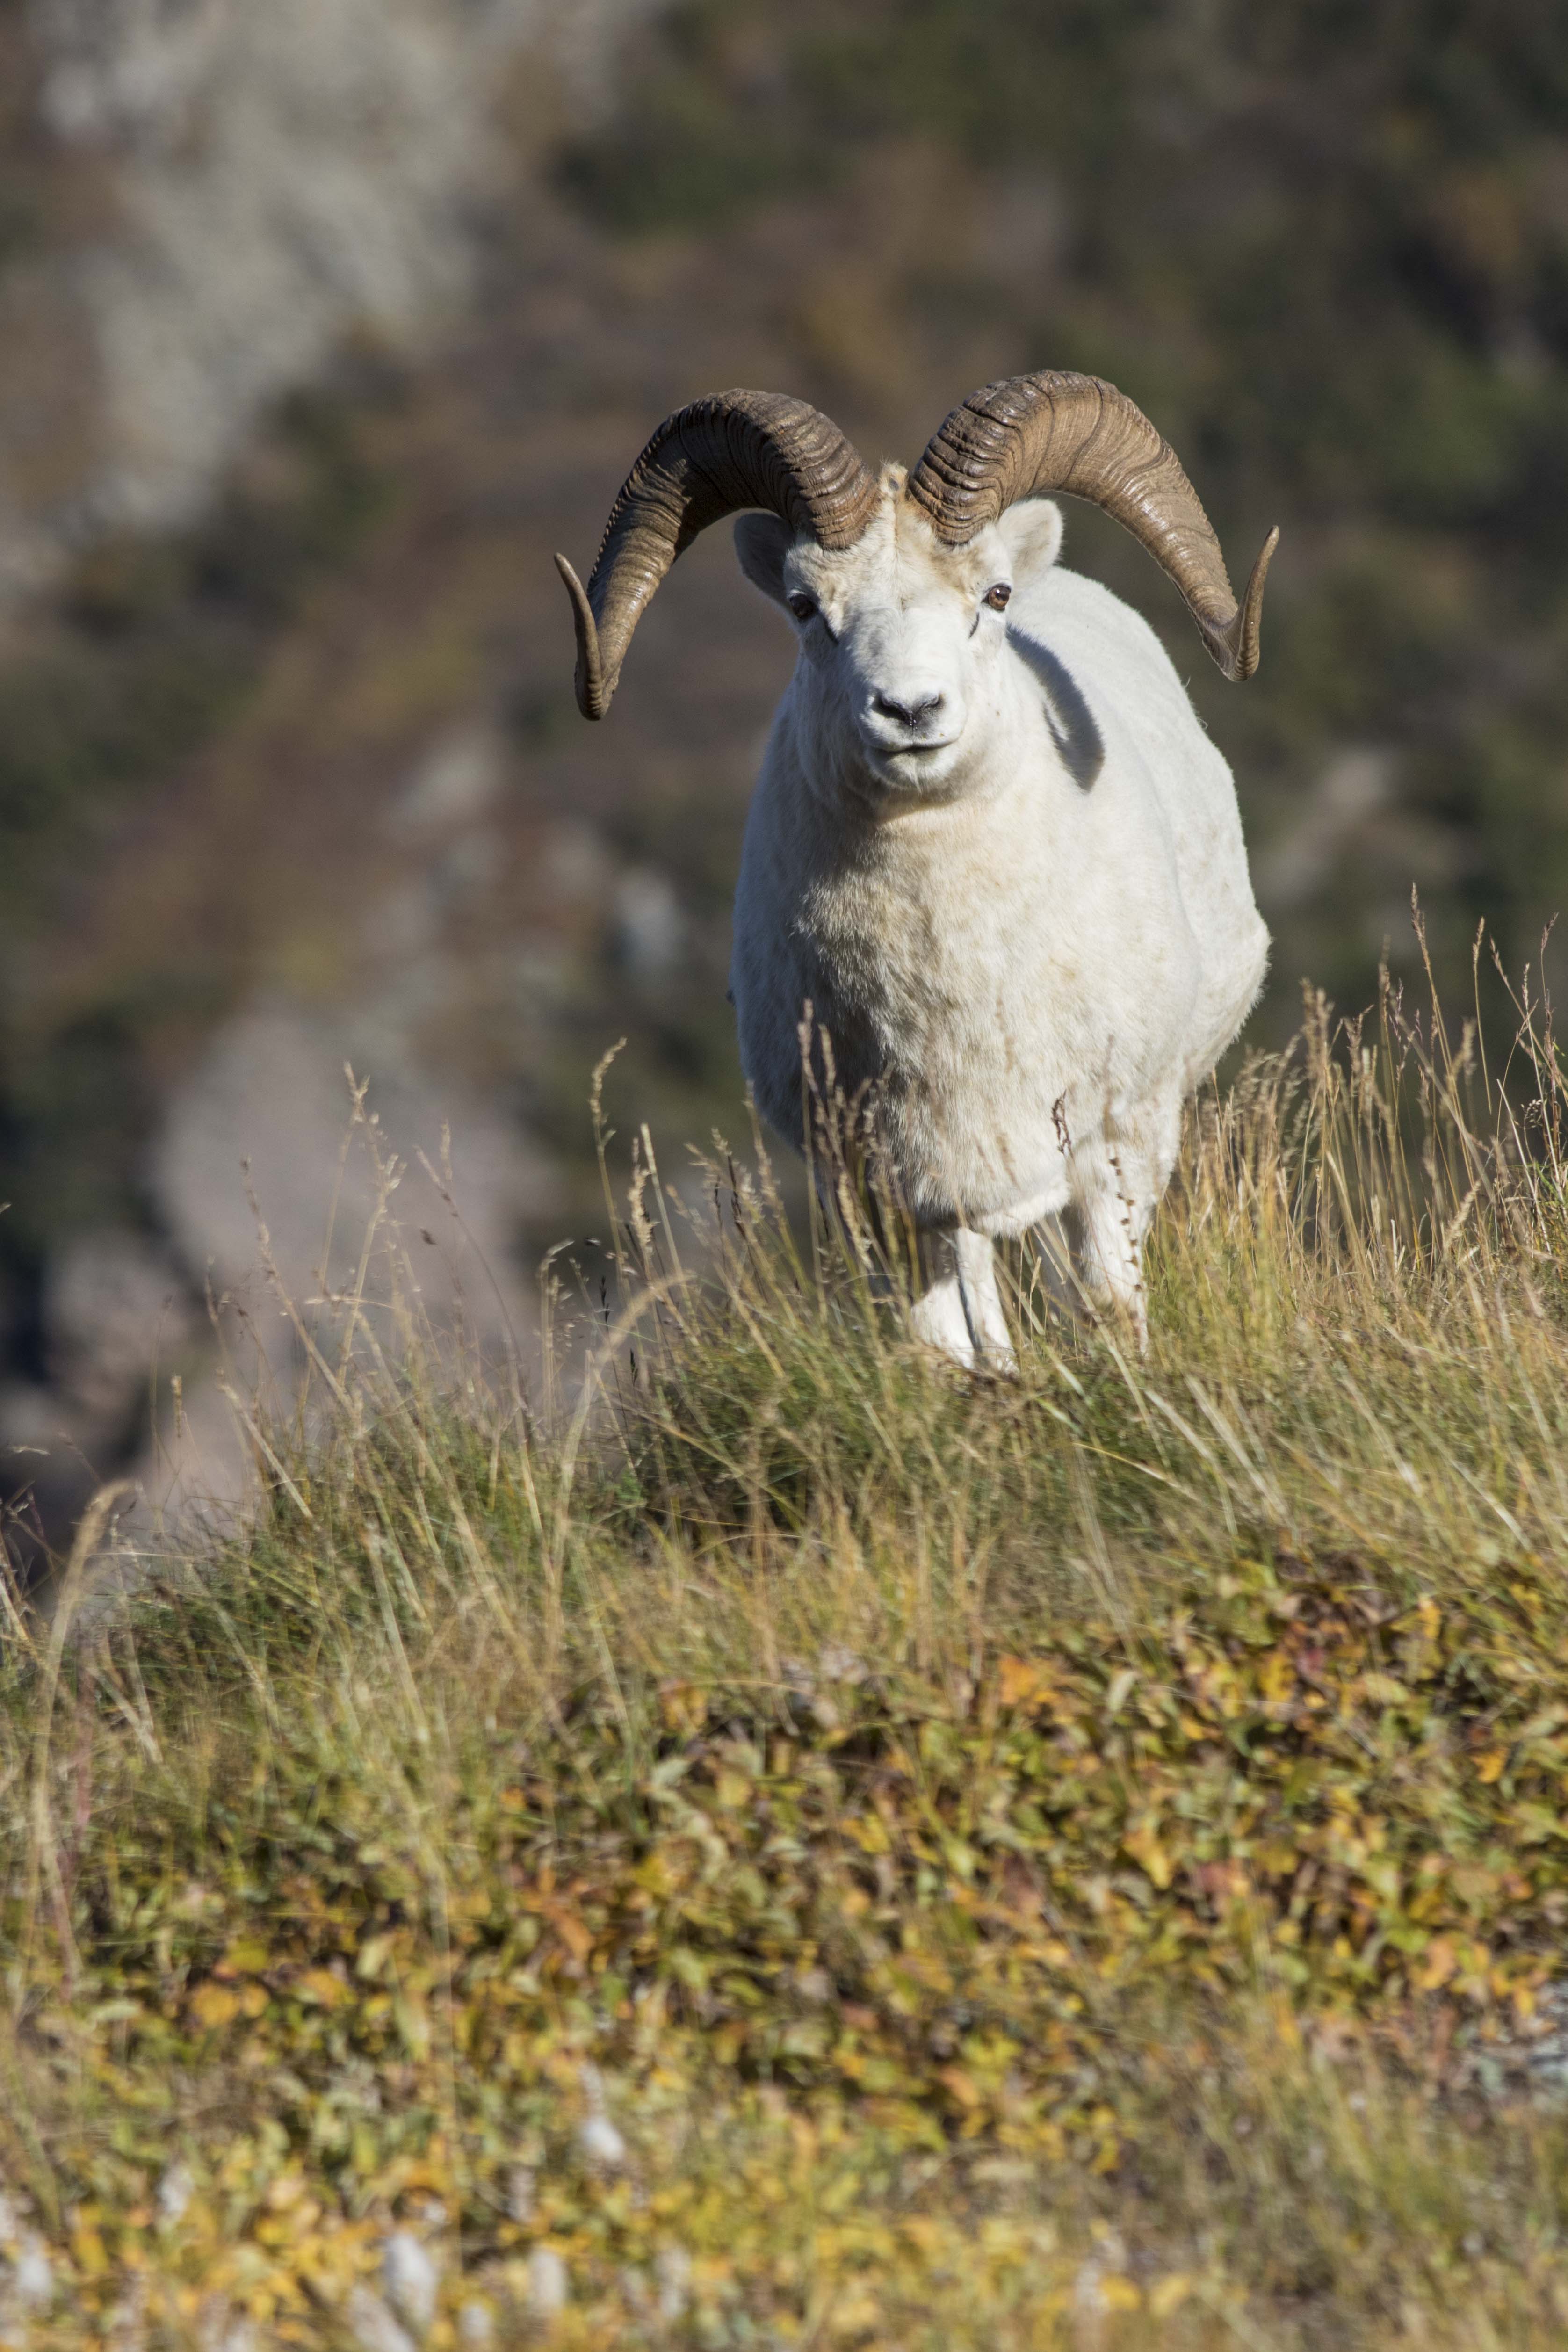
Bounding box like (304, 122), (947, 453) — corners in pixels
(828, 2289), (881, 2334)
(938, 2066), (982, 2109)
(1122, 1824), (1174, 1890)
(1258, 1651), (1294, 1703)
(297, 1968), (350, 2008)
(262, 2200), (322, 2243)
(71, 2222), (109, 2275)
(1476, 1749), (1506, 1784)
(220, 1939), (270, 1976)
(998, 1655), (1041, 1708)
(395, 1996), (433, 2060)
(396, 2159), (452, 2195)
(1149, 2272), (1194, 2319)
(1416, 1936), (1456, 1990)
(660, 1682), (706, 1733)
(1098, 2274), (1142, 2311)
(189, 1984), (242, 2032)
(542, 1903), (593, 1964)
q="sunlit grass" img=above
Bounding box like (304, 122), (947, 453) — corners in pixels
(1, 951), (1566, 2348)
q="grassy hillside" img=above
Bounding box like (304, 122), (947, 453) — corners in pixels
(3, 964), (1568, 2350)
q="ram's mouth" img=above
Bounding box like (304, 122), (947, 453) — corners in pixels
(859, 725), (961, 767)
(861, 736), (965, 794)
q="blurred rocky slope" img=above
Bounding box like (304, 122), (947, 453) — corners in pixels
(3, 0), (651, 586)
(3, 0), (1568, 1559)
(0, 0), (673, 1545)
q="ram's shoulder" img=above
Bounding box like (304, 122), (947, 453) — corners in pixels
(1009, 565), (1237, 819)
(1018, 564), (1192, 695)
(1020, 564), (1203, 701)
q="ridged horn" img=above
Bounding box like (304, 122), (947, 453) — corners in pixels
(906, 371), (1278, 681)
(556, 389), (880, 720)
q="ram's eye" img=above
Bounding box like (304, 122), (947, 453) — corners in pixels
(787, 591), (818, 622)
(984, 583), (1012, 612)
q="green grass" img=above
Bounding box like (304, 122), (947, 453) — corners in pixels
(2, 962), (1568, 2348)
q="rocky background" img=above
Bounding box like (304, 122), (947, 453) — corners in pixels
(2, 0), (1567, 1562)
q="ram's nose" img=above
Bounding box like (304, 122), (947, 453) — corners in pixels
(860, 684), (959, 754)
(872, 688), (946, 731)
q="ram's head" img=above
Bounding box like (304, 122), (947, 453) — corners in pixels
(556, 376), (1278, 786)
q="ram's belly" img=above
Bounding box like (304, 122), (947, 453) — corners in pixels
(878, 1041), (1075, 1230)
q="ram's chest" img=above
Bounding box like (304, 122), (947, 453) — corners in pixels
(751, 835), (1081, 1223)
(796, 824), (1105, 1129)
(801, 846), (1057, 1081)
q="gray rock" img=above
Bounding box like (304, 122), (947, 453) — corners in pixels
(390, 725), (506, 834)
(44, 1229), (196, 1437)
(1255, 747), (1394, 912)
(134, 999), (556, 1526)
(612, 868), (685, 978)
(150, 1000), (551, 1316)
(24, 0), (664, 548)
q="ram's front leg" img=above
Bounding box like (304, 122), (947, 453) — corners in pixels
(1069, 1183), (1150, 1351)
(910, 1226), (1016, 1370)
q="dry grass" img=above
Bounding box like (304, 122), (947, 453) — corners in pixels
(1, 946), (1567, 2349)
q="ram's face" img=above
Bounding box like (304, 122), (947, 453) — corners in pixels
(736, 470), (1063, 796)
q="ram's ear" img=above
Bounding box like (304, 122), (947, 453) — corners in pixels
(734, 512), (794, 606)
(997, 496), (1063, 581)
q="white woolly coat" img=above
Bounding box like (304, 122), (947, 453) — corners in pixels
(730, 553), (1269, 1238)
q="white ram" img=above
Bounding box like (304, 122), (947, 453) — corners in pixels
(557, 374), (1278, 1359)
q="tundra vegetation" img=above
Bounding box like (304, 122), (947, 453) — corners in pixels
(2, 955), (1568, 2348)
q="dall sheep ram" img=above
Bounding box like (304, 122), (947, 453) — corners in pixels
(556, 373), (1277, 1361)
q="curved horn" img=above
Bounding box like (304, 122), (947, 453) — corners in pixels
(905, 371), (1278, 682)
(556, 389), (880, 720)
